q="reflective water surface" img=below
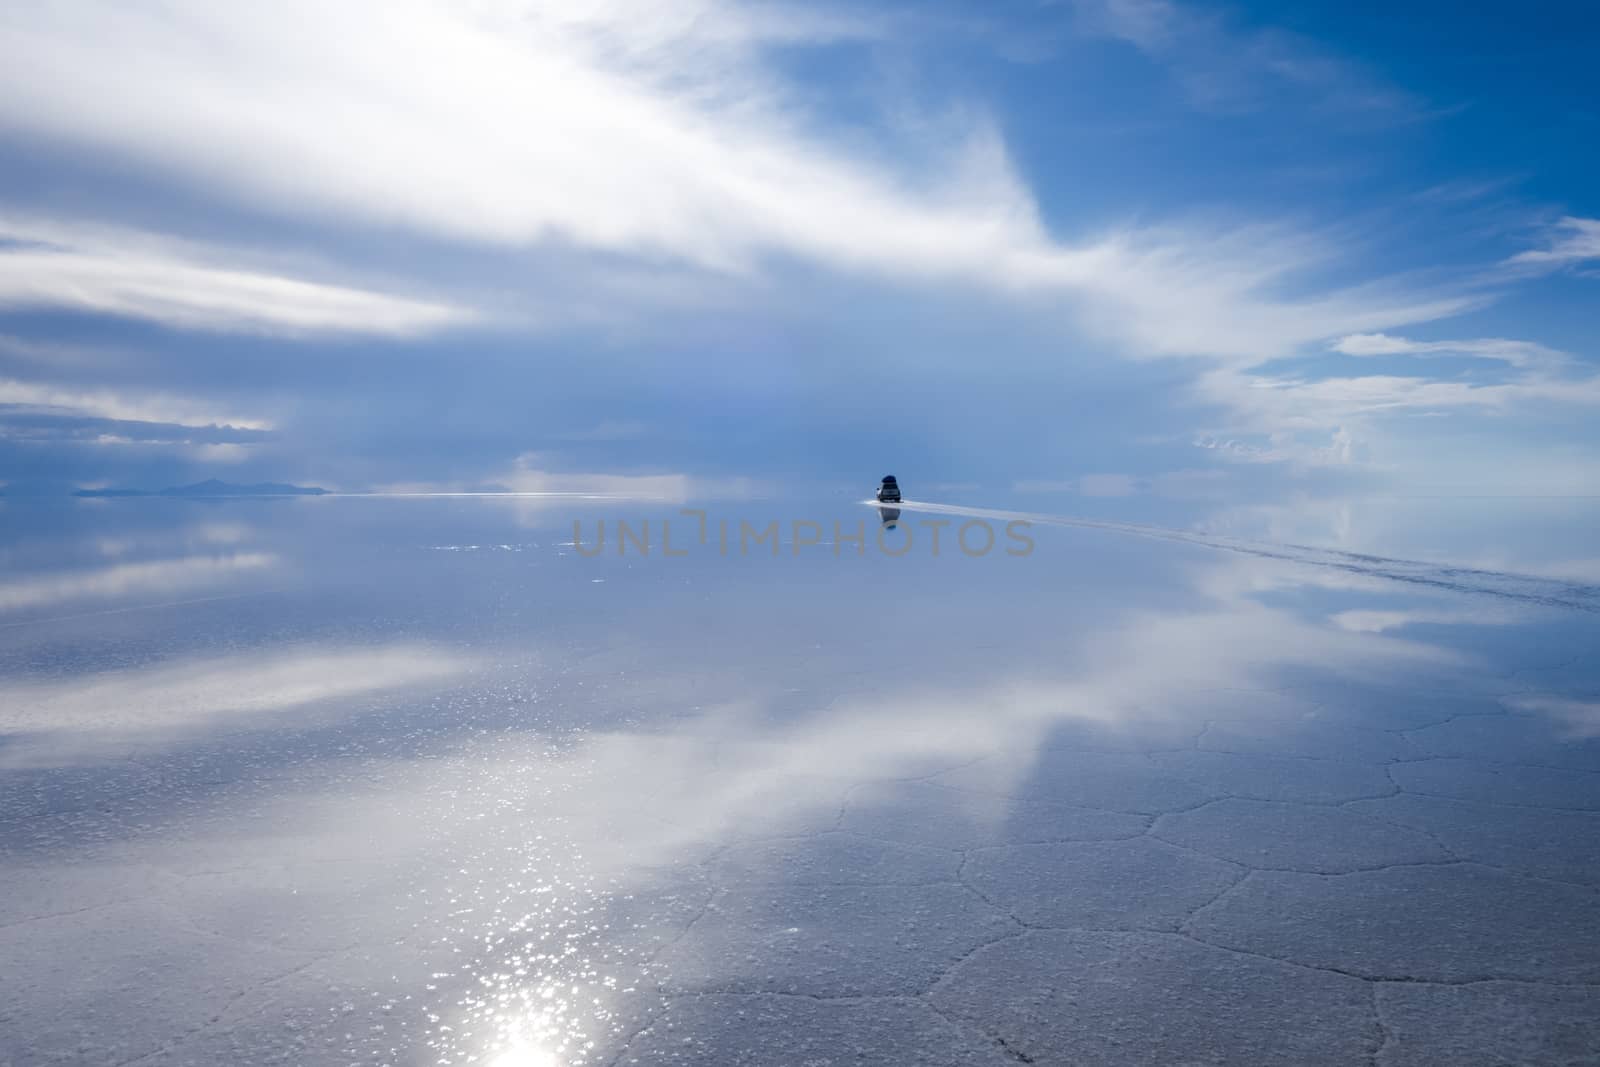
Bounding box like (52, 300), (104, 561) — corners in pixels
(3, 493), (1599, 1065)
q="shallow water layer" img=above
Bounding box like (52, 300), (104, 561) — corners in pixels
(2, 493), (1598, 1066)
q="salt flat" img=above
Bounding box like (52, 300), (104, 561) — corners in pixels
(2, 493), (1598, 1066)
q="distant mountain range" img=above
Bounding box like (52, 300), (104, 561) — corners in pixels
(73, 479), (329, 498)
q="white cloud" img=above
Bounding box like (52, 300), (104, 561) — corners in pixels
(1217, 371), (1512, 420)
(187, 442), (253, 462)
(1330, 332), (1566, 370)
(1331, 607), (1519, 633)
(0, 377), (270, 430)
(0, 1), (1465, 358)
(1194, 329), (1600, 470)
(1232, 363), (1600, 425)
(0, 2), (1034, 272)
(1009, 223), (1470, 359)
(0, 217), (471, 335)
(75, 435), (257, 463)
(1506, 216), (1600, 271)
(366, 455), (756, 503)
(500, 454), (754, 502)
(1193, 423), (1363, 468)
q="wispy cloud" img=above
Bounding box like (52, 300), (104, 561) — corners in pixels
(0, 217), (471, 336)
(1192, 330), (1600, 471)
(84, 437), (257, 463)
(0, 377), (271, 430)
(1506, 216), (1600, 273)
(1331, 606), (1522, 634)
(1064, 0), (1421, 116)
(0, 2), (1464, 358)
(363, 455), (755, 502)
(499, 454), (755, 502)
(1330, 332), (1566, 371)
(1199, 364), (1600, 435)
(0, 2), (1031, 271)
(0, 411), (270, 466)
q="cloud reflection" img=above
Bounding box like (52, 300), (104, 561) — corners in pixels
(0, 552), (276, 612)
(4, 498), (1592, 1067)
(0, 642), (476, 761)
(1509, 696), (1600, 739)
(397, 553), (1461, 1064)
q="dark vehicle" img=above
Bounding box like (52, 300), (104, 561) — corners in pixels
(876, 475), (902, 503)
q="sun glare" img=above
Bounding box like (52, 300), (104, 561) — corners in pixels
(489, 1044), (559, 1067)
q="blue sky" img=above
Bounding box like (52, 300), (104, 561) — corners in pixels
(0, 0), (1596, 496)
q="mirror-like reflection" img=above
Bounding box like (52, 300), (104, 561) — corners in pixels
(3, 494), (1598, 1065)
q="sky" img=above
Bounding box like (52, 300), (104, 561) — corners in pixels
(0, 0), (1597, 496)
